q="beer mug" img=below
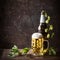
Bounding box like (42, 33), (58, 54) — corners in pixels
(31, 32), (49, 56)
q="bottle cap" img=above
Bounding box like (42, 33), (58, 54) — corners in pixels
(40, 10), (45, 23)
(41, 10), (45, 15)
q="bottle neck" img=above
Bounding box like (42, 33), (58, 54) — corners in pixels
(38, 23), (47, 39)
(38, 23), (47, 31)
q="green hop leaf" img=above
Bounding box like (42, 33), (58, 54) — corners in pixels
(49, 49), (52, 55)
(8, 45), (20, 57)
(45, 12), (48, 17)
(51, 48), (56, 55)
(45, 20), (49, 24)
(45, 28), (48, 32)
(49, 25), (53, 30)
(24, 48), (29, 51)
(21, 48), (29, 55)
(48, 16), (50, 20)
(47, 33), (50, 38)
(11, 45), (19, 53)
(9, 52), (14, 56)
(21, 49), (27, 55)
(14, 52), (19, 56)
(49, 47), (56, 55)
(45, 16), (50, 24)
(51, 33), (54, 38)
(14, 45), (18, 49)
(8, 52), (15, 57)
(11, 52), (15, 55)
(12, 45), (18, 50)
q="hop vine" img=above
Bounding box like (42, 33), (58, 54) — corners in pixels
(43, 11), (56, 55)
(44, 12), (54, 39)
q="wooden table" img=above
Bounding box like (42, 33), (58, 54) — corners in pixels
(0, 49), (60, 60)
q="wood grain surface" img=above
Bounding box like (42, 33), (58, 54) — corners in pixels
(1, 49), (60, 60)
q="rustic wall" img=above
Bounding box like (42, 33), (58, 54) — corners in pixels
(0, 0), (60, 54)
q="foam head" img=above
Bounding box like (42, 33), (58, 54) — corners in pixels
(32, 32), (43, 39)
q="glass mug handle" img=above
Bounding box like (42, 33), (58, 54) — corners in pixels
(43, 40), (49, 53)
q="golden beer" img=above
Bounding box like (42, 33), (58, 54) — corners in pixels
(31, 32), (49, 56)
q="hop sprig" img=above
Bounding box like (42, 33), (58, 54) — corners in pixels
(8, 45), (20, 57)
(49, 25), (53, 30)
(45, 16), (50, 24)
(49, 47), (56, 55)
(44, 12), (54, 39)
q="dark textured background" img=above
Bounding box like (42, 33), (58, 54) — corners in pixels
(0, 0), (60, 53)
